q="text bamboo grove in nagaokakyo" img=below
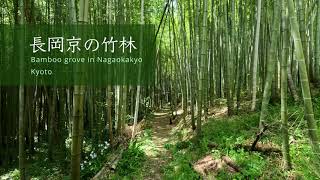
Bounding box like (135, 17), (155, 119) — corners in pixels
(0, 25), (156, 86)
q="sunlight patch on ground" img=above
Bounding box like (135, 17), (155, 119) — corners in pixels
(140, 138), (160, 158)
(210, 106), (228, 117)
(140, 109), (174, 179)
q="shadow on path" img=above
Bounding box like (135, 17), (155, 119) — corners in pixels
(142, 109), (173, 180)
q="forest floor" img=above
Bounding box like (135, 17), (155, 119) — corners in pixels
(136, 98), (320, 179)
(2, 98), (319, 179)
(139, 105), (229, 179)
(140, 109), (173, 179)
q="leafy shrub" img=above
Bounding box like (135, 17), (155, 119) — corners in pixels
(0, 169), (20, 180)
(116, 141), (146, 177)
(80, 141), (110, 179)
(226, 149), (265, 179)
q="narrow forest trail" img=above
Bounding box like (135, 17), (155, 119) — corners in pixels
(141, 109), (174, 180)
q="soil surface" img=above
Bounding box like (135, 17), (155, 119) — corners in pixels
(141, 109), (173, 180)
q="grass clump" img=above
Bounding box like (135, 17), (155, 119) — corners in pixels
(113, 141), (146, 179)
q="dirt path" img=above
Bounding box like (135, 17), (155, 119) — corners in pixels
(141, 109), (173, 180)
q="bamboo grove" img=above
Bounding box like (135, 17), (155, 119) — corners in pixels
(0, 0), (320, 179)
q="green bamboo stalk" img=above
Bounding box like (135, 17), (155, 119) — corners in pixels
(259, 0), (280, 128)
(288, 0), (320, 164)
(281, 0), (292, 170)
(251, 0), (262, 111)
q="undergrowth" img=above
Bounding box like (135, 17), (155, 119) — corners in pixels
(111, 130), (151, 179)
(113, 142), (146, 179)
(163, 97), (320, 179)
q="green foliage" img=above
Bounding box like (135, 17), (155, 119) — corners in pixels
(201, 113), (260, 147)
(80, 140), (111, 179)
(175, 141), (192, 150)
(0, 169), (20, 180)
(164, 112), (283, 179)
(0, 143), (70, 179)
(217, 149), (266, 179)
(202, 114), (269, 179)
(283, 97), (320, 178)
(115, 141), (146, 178)
(289, 123), (320, 179)
(163, 152), (199, 180)
(135, 128), (159, 157)
(164, 143), (174, 150)
(290, 142), (320, 178)
(313, 96), (320, 126)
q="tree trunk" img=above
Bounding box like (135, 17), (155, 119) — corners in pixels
(107, 86), (113, 147)
(132, 0), (144, 138)
(71, 0), (88, 179)
(259, 0), (279, 128)
(316, 0), (320, 83)
(18, 0), (26, 178)
(281, 0), (292, 170)
(251, 0), (262, 111)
